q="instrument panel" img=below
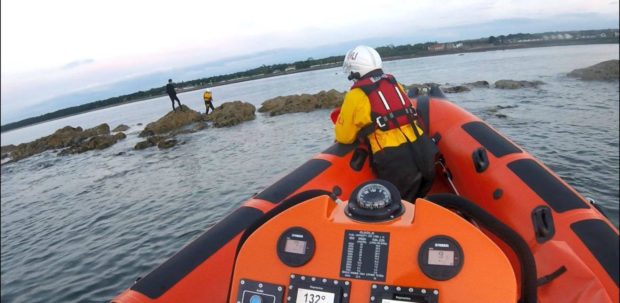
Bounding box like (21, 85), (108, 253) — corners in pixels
(230, 192), (516, 303)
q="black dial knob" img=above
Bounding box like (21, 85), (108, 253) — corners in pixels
(346, 179), (403, 222)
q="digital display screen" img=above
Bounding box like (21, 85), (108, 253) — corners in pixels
(284, 238), (307, 254)
(382, 300), (423, 303)
(295, 288), (335, 303)
(428, 249), (454, 266)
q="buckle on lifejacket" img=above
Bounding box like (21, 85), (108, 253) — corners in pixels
(375, 116), (387, 129)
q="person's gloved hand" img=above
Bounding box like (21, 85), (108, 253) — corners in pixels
(330, 107), (341, 124)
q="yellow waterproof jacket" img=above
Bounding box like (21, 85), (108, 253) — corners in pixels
(203, 91), (213, 102)
(334, 86), (423, 154)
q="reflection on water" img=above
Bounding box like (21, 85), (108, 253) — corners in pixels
(1, 44), (618, 302)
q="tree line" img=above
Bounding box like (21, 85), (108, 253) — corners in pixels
(2, 29), (618, 132)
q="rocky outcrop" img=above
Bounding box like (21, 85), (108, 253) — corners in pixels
(139, 105), (204, 137)
(1, 145), (16, 159)
(59, 132), (126, 156)
(134, 135), (178, 150)
(442, 85), (471, 93)
(494, 80), (545, 89)
(206, 101), (256, 127)
(5, 123), (123, 162)
(567, 60), (619, 81)
(112, 124), (130, 132)
(258, 89), (345, 116)
(465, 81), (490, 88)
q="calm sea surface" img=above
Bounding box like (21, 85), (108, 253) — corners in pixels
(1, 44), (618, 302)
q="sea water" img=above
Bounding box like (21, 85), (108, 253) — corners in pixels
(1, 44), (618, 302)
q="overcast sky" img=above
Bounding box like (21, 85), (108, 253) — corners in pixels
(1, 0), (618, 124)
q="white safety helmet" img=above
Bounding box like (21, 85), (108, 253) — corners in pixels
(205, 88), (212, 93)
(342, 45), (382, 80)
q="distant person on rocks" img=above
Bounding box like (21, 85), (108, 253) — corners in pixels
(203, 88), (215, 115)
(334, 45), (436, 201)
(166, 79), (183, 111)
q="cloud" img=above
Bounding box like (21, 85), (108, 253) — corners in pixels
(62, 59), (95, 70)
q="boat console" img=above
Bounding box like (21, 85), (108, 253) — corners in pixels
(230, 181), (517, 303)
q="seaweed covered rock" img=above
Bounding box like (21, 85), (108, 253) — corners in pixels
(139, 105), (203, 137)
(59, 132), (126, 156)
(567, 60), (619, 81)
(112, 124), (130, 132)
(258, 89), (345, 116)
(206, 101), (256, 127)
(465, 81), (490, 88)
(442, 85), (471, 93)
(494, 80), (545, 89)
(6, 124), (114, 162)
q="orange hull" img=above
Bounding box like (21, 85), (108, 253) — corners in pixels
(112, 95), (618, 303)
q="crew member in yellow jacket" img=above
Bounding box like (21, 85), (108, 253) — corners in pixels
(203, 88), (215, 115)
(335, 45), (433, 200)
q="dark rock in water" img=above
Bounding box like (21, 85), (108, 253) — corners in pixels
(59, 131), (126, 156)
(406, 83), (443, 97)
(443, 85), (471, 93)
(465, 81), (490, 88)
(113, 132), (127, 140)
(134, 135), (167, 150)
(496, 105), (518, 109)
(494, 80), (545, 89)
(115, 152), (126, 156)
(496, 114), (508, 119)
(1, 144), (16, 159)
(134, 140), (154, 150)
(157, 139), (178, 149)
(206, 101), (256, 127)
(139, 105), (204, 137)
(7, 123), (113, 162)
(112, 124), (130, 132)
(567, 60), (619, 81)
(258, 89), (345, 116)
(137, 123), (143, 126)
(192, 122), (208, 132)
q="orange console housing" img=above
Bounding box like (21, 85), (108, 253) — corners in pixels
(230, 195), (517, 303)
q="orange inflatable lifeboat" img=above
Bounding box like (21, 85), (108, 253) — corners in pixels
(112, 87), (618, 303)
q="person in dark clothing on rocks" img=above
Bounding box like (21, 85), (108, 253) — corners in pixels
(166, 79), (183, 111)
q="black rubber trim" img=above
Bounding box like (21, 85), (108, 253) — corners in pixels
(507, 159), (590, 213)
(426, 193), (537, 303)
(322, 143), (355, 157)
(416, 95), (431, 132)
(462, 122), (522, 158)
(571, 219), (619, 286)
(255, 159), (332, 203)
(131, 206), (264, 299)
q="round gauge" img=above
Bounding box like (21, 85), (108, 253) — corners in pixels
(418, 235), (464, 281)
(346, 179), (403, 222)
(277, 227), (315, 267)
(356, 183), (392, 209)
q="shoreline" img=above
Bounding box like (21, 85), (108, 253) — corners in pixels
(2, 40), (618, 134)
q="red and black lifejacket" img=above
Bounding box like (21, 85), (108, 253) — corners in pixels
(352, 73), (419, 137)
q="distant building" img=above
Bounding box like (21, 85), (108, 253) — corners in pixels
(428, 43), (446, 51)
(285, 66), (296, 72)
(446, 42), (463, 49)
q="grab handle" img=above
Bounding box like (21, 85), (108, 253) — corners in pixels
(472, 147), (489, 173)
(531, 206), (555, 243)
